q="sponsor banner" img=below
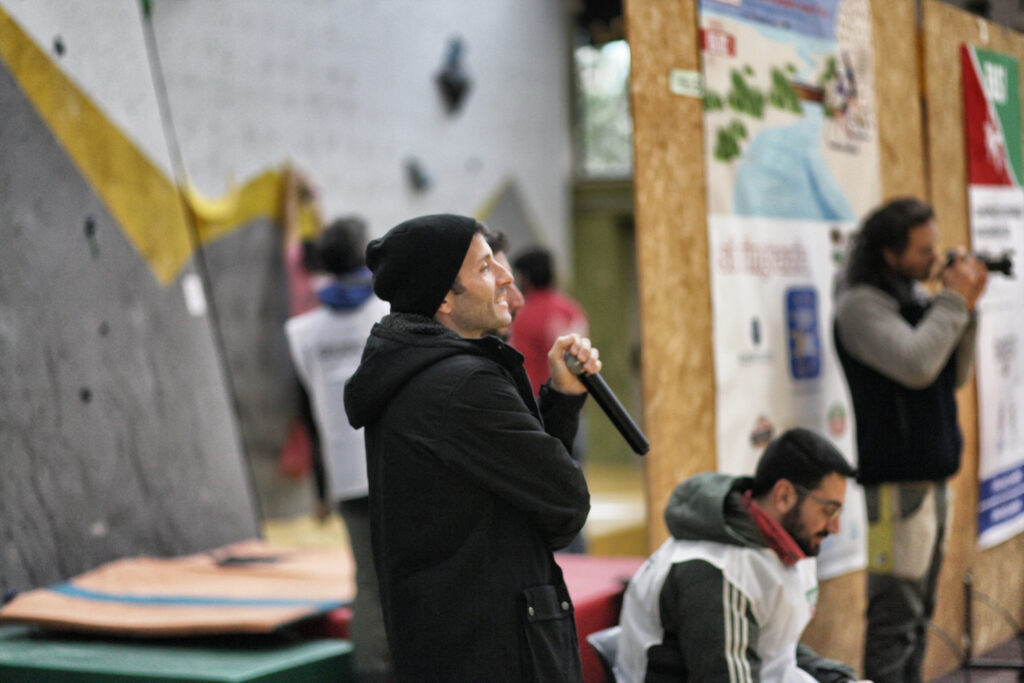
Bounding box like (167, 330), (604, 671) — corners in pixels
(701, 0), (880, 578)
(963, 45), (1024, 549)
(978, 463), (1024, 545)
(968, 185), (1024, 548)
(709, 216), (864, 578)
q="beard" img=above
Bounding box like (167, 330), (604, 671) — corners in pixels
(781, 505), (826, 557)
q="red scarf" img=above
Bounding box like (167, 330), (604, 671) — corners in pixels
(742, 490), (806, 566)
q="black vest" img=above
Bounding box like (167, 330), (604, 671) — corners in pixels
(834, 298), (962, 484)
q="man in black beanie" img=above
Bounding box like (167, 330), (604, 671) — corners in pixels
(344, 214), (600, 682)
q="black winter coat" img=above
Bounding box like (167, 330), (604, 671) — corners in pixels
(344, 314), (590, 682)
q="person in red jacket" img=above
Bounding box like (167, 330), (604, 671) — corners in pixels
(509, 246), (590, 396)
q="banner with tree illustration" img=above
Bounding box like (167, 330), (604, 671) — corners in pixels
(700, 0), (881, 578)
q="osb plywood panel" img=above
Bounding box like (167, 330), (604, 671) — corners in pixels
(627, 1), (1024, 679)
(922, 1), (1024, 678)
(624, 0), (715, 550)
(874, 0), (928, 200)
(800, 570), (864, 673)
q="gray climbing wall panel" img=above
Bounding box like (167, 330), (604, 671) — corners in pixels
(201, 220), (314, 519)
(0, 60), (259, 597)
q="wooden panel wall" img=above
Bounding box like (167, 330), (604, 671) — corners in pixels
(626, 0), (1024, 679)
(623, 0), (716, 547)
(920, 1), (1024, 678)
(875, 1), (929, 199)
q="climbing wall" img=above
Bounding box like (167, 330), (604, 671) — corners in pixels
(0, 0), (578, 598)
(0, 3), (258, 597)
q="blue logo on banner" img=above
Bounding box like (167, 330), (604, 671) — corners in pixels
(786, 287), (820, 380)
(978, 463), (1024, 537)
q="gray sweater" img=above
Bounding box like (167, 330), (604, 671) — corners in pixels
(834, 283), (976, 390)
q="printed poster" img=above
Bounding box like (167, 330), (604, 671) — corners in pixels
(700, 0), (880, 578)
(962, 44), (1024, 550)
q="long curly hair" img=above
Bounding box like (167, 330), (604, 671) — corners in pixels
(844, 197), (934, 293)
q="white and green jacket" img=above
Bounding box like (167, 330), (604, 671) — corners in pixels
(615, 473), (857, 683)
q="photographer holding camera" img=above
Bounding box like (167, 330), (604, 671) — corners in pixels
(833, 197), (988, 683)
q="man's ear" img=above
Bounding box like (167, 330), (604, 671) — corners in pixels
(769, 479), (799, 515)
(882, 248), (899, 269)
(436, 291), (455, 316)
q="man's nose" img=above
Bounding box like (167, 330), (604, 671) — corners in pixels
(826, 514), (841, 535)
(496, 262), (513, 286)
(508, 283), (525, 308)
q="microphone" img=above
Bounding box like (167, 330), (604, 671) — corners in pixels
(564, 352), (650, 455)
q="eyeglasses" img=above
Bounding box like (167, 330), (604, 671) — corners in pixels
(791, 482), (843, 521)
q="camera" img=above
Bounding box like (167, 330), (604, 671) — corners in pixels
(945, 250), (1014, 277)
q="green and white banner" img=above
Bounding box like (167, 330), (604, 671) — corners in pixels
(962, 44), (1024, 550)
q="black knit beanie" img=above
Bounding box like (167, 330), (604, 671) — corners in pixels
(366, 214), (480, 316)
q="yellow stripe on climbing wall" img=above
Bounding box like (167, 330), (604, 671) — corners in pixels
(186, 170), (283, 244)
(0, 7), (312, 283)
(0, 6), (193, 284)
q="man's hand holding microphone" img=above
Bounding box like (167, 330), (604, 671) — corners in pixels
(549, 333), (650, 455)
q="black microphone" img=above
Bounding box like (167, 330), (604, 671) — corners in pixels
(564, 352), (650, 455)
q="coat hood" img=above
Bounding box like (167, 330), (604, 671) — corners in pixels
(344, 312), (508, 429)
(664, 472), (765, 548)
